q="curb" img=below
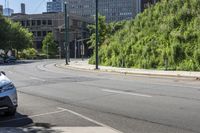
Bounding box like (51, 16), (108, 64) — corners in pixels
(55, 63), (200, 80)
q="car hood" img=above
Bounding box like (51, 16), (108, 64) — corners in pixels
(0, 74), (11, 87)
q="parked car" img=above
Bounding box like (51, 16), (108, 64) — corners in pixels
(0, 71), (17, 116)
(4, 56), (16, 63)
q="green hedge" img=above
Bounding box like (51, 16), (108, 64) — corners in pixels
(90, 0), (200, 71)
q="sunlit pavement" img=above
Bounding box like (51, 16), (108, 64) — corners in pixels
(1, 59), (200, 133)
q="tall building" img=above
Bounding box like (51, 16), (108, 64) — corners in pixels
(21, 3), (26, 14)
(0, 5), (3, 15)
(47, 0), (63, 12)
(47, 0), (159, 22)
(3, 8), (14, 16)
(47, 0), (136, 22)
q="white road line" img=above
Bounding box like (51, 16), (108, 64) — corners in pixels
(57, 107), (123, 133)
(102, 89), (152, 98)
(30, 77), (46, 82)
(0, 108), (66, 123)
(0, 107), (122, 133)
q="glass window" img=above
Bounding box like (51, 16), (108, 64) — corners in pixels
(42, 20), (47, 25)
(32, 20), (36, 26)
(37, 20), (41, 26)
(26, 20), (30, 26)
(48, 20), (52, 25)
(42, 31), (47, 37)
(37, 31), (41, 37)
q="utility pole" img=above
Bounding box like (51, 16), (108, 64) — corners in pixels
(74, 37), (77, 59)
(64, 1), (68, 65)
(95, 0), (99, 69)
(46, 44), (48, 59)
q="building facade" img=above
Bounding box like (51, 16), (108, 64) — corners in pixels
(3, 8), (14, 16)
(47, 0), (139, 22)
(21, 3), (26, 14)
(0, 5), (3, 15)
(47, 0), (64, 12)
(10, 12), (93, 57)
(47, 0), (159, 22)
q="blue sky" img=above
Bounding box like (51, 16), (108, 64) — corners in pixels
(0, 0), (47, 14)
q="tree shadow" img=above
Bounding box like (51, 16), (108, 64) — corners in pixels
(0, 112), (62, 133)
(0, 112), (33, 127)
(0, 60), (38, 66)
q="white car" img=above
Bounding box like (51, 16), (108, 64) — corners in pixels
(0, 71), (17, 116)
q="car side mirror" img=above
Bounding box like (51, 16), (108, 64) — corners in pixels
(1, 71), (5, 75)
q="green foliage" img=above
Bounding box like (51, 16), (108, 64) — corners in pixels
(0, 14), (33, 51)
(88, 15), (126, 64)
(42, 33), (58, 57)
(90, 0), (200, 71)
(19, 48), (38, 59)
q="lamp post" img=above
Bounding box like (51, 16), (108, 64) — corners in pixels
(95, 0), (99, 69)
(64, 1), (68, 65)
(46, 43), (48, 59)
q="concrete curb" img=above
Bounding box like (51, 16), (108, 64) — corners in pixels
(55, 63), (200, 80)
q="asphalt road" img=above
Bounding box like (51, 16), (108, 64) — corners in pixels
(1, 60), (200, 133)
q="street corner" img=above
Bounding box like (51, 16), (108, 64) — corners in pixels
(0, 93), (121, 133)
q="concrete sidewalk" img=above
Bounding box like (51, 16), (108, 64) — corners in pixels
(56, 59), (200, 79)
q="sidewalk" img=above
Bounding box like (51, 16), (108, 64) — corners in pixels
(56, 59), (200, 79)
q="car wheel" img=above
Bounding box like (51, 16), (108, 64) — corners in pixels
(4, 107), (16, 116)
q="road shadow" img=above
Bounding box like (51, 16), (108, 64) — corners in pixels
(0, 112), (61, 133)
(0, 60), (38, 66)
(0, 112), (33, 127)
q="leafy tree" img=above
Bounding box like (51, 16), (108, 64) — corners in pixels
(0, 14), (33, 53)
(42, 33), (58, 57)
(88, 15), (125, 64)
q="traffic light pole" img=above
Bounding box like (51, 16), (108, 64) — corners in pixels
(95, 0), (99, 69)
(64, 2), (68, 65)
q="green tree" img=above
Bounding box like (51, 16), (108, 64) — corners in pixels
(42, 33), (58, 57)
(0, 14), (33, 52)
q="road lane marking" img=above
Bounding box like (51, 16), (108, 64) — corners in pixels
(102, 89), (152, 98)
(0, 108), (66, 123)
(30, 77), (46, 82)
(52, 127), (120, 133)
(57, 107), (123, 133)
(0, 107), (122, 133)
(0, 127), (120, 133)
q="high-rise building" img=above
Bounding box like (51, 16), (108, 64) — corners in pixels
(3, 8), (14, 16)
(47, 0), (63, 12)
(46, 0), (158, 22)
(21, 3), (26, 14)
(0, 5), (3, 15)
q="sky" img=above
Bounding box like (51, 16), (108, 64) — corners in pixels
(0, 0), (48, 14)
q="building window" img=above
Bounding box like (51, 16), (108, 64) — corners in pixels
(32, 31), (36, 37)
(21, 21), (25, 26)
(48, 20), (52, 25)
(37, 20), (41, 26)
(42, 31), (47, 37)
(37, 31), (41, 37)
(26, 20), (30, 26)
(32, 20), (36, 26)
(42, 20), (47, 25)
